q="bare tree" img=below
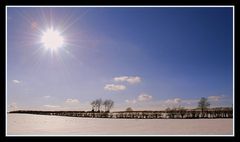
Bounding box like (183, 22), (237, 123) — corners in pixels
(103, 99), (114, 112)
(126, 107), (133, 112)
(103, 100), (108, 112)
(95, 98), (102, 112)
(91, 100), (97, 112)
(178, 106), (186, 118)
(108, 100), (114, 112)
(198, 97), (210, 117)
(165, 107), (171, 112)
(166, 107), (177, 118)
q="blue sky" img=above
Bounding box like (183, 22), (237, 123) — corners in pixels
(7, 7), (233, 111)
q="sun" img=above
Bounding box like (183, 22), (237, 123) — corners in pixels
(41, 28), (64, 50)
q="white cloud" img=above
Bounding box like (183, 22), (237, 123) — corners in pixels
(182, 99), (199, 105)
(12, 80), (21, 84)
(44, 105), (60, 108)
(114, 76), (128, 82)
(208, 95), (225, 101)
(44, 96), (51, 99)
(125, 93), (152, 105)
(165, 98), (182, 104)
(123, 95), (230, 110)
(137, 93), (152, 101)
(8, 102), (18, 110)
(125, 99), (137, 104)
(104, 84), (126, 91)
(114, 76), (141, 84)
(174, 98), (181, 103)
(65, 99), (80, 104)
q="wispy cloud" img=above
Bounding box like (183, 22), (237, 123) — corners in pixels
(114, 76), (141, 84)
(65, 99), (80, 104)
(43, 96), (51, 99)
(125, 99), (137, 104)
(8, 102), (18, 110)
(104, 76), (140, 92)
(164, 98), (182, 104)
(124, 94), (231, 110)
(208, 95), (225, 101)
(12, 80), (21, 84)
(137, 93), (152, 101)
(181, 99), (199, 105)
(43, 105), (60, 108)
(162, 96), (228, 108)
(126, 93), (152, 104)
(104, 84), (126, 91)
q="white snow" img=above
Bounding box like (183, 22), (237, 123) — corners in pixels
(7, 113), (233, 136)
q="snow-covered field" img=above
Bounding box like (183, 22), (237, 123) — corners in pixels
(7, 113), (233, 136)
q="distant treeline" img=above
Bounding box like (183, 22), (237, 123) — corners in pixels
(9, 97), (233, 119)
(9, 107), (232, 119)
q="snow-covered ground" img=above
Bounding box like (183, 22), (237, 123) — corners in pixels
(7, 113), (233, 136)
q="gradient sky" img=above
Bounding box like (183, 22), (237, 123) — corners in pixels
(7, 7), (233, 111)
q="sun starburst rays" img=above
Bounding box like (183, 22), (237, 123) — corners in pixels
(9, 7), (93, 76)
(41, 28), (64, 50)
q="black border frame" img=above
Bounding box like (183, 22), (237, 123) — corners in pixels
(1, 0), (238, 141)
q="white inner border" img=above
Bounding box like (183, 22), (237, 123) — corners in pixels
(5, 5), (235, 137)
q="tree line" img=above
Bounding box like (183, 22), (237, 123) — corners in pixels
(9, 97), (232, 119)
(91, 99), (114, 112)
(164, 97), (232, 118)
